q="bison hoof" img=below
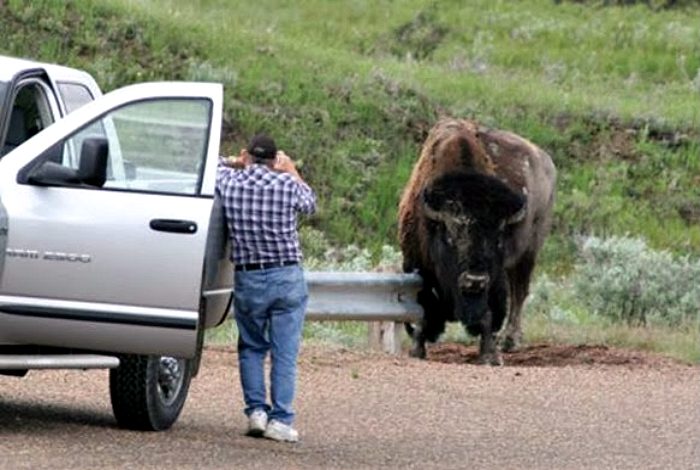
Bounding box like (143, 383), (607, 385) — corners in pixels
(409, 344), (427, 359)
(477, 353), (504, 366)
(502, 335), (521, 352)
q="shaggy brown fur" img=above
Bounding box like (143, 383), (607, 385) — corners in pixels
(398, 119), (495, 271)
(398, 117), (557, 356)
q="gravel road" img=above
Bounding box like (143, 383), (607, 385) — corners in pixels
(1, 344), (698, 470)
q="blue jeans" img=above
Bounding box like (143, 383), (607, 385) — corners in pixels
(233, 264), (307, 425)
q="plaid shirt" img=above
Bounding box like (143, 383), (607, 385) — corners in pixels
(216, 161), (316, 265)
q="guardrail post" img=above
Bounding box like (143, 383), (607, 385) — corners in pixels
(368, 321), (404, 354)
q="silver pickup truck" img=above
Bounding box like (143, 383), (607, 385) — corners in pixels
(0, 55), (234, 431)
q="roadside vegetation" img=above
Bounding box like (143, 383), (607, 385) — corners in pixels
(1, 0), (698, 362)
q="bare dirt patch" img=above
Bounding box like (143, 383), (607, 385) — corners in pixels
(426, 342), (692, 368)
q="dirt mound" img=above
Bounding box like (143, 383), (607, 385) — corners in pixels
(427, 342), (692, 368)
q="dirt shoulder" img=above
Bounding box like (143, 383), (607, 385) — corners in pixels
(0, 343), (698, 470)
(426, 341), (692, 367)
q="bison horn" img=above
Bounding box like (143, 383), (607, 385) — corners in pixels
(421, 189), (454, 223)
(506, 203), (527, 225)
(422, 200), (470, 226)
(422, 201), (450, 222)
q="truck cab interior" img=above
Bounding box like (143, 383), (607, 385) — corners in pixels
(1, 81), (56, 157)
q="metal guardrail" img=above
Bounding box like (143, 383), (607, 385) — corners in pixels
(305, 271), (423, 322)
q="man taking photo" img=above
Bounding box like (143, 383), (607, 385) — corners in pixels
(216, 133), (316, 443)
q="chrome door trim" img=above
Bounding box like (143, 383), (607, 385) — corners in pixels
(0, 295), (197, 330)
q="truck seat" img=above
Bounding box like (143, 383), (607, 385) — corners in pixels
(2, 107), (28, 155)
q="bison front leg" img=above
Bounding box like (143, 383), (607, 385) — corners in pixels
(478, 332), (503, 366)
(467, 322), (501, 365)
(408, 287), (445, 359)
(478, 277), (509, 366)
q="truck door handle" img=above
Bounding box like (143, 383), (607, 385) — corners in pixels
(149, 219), (198, 234)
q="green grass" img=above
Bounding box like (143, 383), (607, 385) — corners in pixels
(206, 319), (370, 350)
(120, 0), (700, 260)
(525, 311), (700, 364)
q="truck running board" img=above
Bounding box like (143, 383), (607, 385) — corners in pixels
(0, 354), (120, 370)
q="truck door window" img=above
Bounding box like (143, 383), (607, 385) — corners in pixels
(1, 80), (56, 157)
(61, 98), (212, 195)
(57, 82), (94, 113)
(54, 83), (101, 168)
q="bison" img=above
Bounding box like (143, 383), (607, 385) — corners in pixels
(398, 118), (556, 365)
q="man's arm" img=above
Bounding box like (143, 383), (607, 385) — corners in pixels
(216, 157), (231, 190)
(274, 151), (305, 182)
(216, 148), (251, 189)
(294, 181), (317, 214)
(274, 151), (316, 214)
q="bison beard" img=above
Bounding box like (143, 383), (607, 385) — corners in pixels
(398, 118), (556, 365)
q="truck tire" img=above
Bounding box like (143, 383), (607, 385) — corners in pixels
(109, 354), (193, 431)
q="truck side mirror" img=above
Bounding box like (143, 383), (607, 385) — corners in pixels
(27, 161), (82, 186)
(78, 138), (108, 187)
(26, 137), (109, 188)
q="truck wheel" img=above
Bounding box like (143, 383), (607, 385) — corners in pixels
(109, 354), (193, 431)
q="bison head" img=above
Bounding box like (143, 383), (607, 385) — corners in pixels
(422, 171), (526, 328)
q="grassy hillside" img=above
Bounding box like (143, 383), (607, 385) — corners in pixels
(2, 0), (700, 267)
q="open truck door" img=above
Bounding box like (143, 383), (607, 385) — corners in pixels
(0, 82), (229, 430)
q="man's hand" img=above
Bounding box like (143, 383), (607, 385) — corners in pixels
(221, 149), (251, 169)
(273, 151), (303, 181)
(220, 156), (244, 169)
(273, 151), (295, 172)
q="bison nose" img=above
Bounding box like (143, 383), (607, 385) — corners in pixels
(459, 272), (490, 292)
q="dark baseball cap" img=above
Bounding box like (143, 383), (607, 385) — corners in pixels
(247, 134), (277, 160)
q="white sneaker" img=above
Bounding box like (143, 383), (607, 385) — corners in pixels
(263, 419), (299, 443)
(247, 409), (268, 437)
